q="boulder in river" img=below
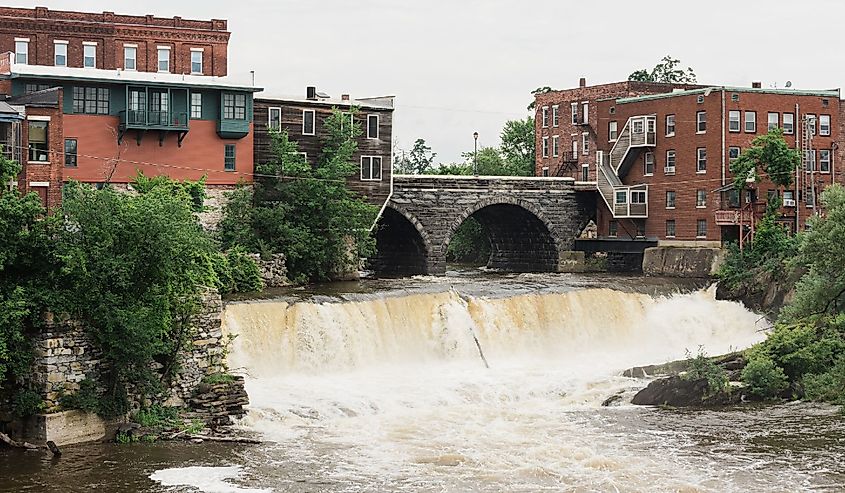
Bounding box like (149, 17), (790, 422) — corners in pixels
(631, 376), (742, 407)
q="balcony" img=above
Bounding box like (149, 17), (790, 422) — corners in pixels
(119, 110), (188, 131)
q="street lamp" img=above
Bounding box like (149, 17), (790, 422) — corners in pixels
(473, 131), (479, 175)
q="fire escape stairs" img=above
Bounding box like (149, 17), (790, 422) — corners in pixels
(596, 116), (655, 219)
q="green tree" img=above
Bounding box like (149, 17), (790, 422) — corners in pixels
(527, 86), (553, 111)
(500, 117), (535, 176)
(628, 55), (697, 83)
(407, 138), (436, 174)
(221, 109), (378, 283)
(730, 128), (801, 194)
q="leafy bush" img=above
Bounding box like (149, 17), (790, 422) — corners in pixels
(802, 356), (845, 404)
(133, 404), (181, 429)
(59, 378), (100, 413)
(11, 389), (44, 417)
(683, 348), (729, 395)
(741, 356), (789, 399)
(132, 172), (207, 213)
(210, 248), (263, 294)
(446, 218), (491, 264)
(201, 372), (236, 385)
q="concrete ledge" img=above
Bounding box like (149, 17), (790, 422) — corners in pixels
(18, 410), (118, 446)
(558, 250), (586, 273)
(642, 246), (725, 278)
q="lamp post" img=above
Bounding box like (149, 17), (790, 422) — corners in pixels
(473, 131), (479, 175)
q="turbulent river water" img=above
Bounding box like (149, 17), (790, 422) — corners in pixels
(2, 271), (844, 492)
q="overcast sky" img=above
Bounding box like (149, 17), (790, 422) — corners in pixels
(12, 0), (845, 162)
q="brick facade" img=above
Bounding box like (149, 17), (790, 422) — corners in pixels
(0, 7), (229, 76)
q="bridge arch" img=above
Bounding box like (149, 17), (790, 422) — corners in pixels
(370, 204), (433, 276)
(444, 196), (563, 272)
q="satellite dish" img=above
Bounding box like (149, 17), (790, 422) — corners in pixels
(785, 81), (792, 88)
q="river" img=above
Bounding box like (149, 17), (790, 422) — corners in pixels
(2, 271), (844, 492)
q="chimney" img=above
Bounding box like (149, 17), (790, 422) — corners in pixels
(579, 77), (587, 88)
(341, 94), (350, 102)
(752, 81), (762, 89)
(306, 86), (317, 100)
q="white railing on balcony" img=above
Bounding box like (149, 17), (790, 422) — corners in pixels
(596, 150), (648, 219)
(609, 115), (657, 174)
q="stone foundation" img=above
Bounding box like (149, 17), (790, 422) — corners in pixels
(197, 185), (238, 231)
(642, 246), (725, 278)
(247, 253), (289, 288)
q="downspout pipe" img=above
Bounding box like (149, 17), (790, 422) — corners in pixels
(370, 170), (394, 232)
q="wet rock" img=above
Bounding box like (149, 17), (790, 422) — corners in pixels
(601, 394), (623, 407)
(631, 376), (742, 407)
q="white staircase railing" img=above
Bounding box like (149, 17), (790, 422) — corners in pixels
(609, 115), (657, 175)
(596, 150), (648, 219)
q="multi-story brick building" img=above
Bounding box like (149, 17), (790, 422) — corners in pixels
(254, 87), (394, 204)
(0, 7), (258, 210)
(535, 79), (843, 246)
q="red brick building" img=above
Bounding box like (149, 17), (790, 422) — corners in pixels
(0, 7), (257, 210)
(535, 79), (843, 246)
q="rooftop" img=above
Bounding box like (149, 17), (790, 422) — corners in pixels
(616, 86), (841, 104)
(2, 56), (261, 92)
(0, 6), (227, 32)
(257, 94), (395, 110)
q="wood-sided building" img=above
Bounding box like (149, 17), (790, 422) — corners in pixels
(254, 87), (394, 205)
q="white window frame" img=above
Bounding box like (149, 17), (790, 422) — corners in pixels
(190, 92), (202, 119)
(608, 221), (618, 238)
(609, 121), (618, 142)
(123, 44), (137, 71)
(728, 110), (740, 132)
(820, 149), (831, 173)
(542, 137), (549, 158)
(783, 113), (795, 135)
(360, 155), (383, 181)
(767, 112), (779, 132)
(552, 105), (559, 127)
(665, 114), (675, 136)
(644, 151), (654, 176)
(83, 42), (97, 69)
(582, 132), (589, 155)
(631, 190), (646, 204)
(697, 147), (707, 173)
(581, 102), (589, 124)
(744, 111), (756, 133)
(807, 114), (817, 136)
(302, 110), (316, 135)
(665, 150), (676, 174)
(696, 111), (706, 133)
(190, 48), (204, 75)
(268, 106), (282, 132)
(696, 219), (707, 239)
(571, 140), (578, 157)
(729, 146), (741, 164)
(552, 135), (559, 157)
(820, 114), (831, 136)
(666, 191), (676, 209)
(157, 46), (171, 73)
(53, 40), (68, 67)
(696, 189), (707, 208)
(666, 220), (676, 238)
(367, 114), (379, 139)
(570, 102), (578, 125)
(14, 37), (29, 64)
(541, 106), (549, 128)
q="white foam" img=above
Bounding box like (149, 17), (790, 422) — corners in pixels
(149, 466), (271, 493)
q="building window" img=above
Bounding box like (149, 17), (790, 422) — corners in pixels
(14, 38), (28, 64)
(666, 220), (676, 238)
(636, 222), (646, 238)
(361, 156), (383, 181)
(696, 219), (707, 238)
(608, 221), (618, 238)
(224, 144), (236, 171)
(25, 84), (49, 94)
(541, 106), (549, 128)
(542, 167), (549, 177)
(157, 47), (171, 72)
(804, 150), (816, 171)
(728, 110), (740, 132)
(696, 111), (706, 133)
(27, 121), (48, 162)
(807, 114), (817, 136)
(745, 111), (756, 133)
(302, 109), (315, 135)
(367, 114), (379, 139)
(631, 190), (646, 204)
(552, 105), (559, 127)
(784, 190), (795, 205)
(697, 147), (707, 173)
(124, 46), (136, 70)
(729, 146), (741, 164)
(552, 135), (559, 157)
(696, 189), (707, 208)
(191, 49), (203, 74)
(54, 41), (67, 67)
(665, 150), (676, 174)
(582, 132), (589, 155)
(768, 112), (779, 132)
(542, 137), (549, 158)
(72, 87), (110, 115)
(820, 149), (831, 173)
(666, 114), (675, 136)
(268, 107), (281, 131)
(570, 103), (578, 124)
(820, 114), (831, 136)
(581, 164), (589, 181)
(666, 191), (676, 209)
(222, 93), (246, 120)
(190, 93), (202, 119)
(806, 187), (816, 207)
(644, 152), (654, 176)
(609, 121), (618, 141)
(615, 190), (627, 204)
(571, 140), (578, 157)
(64, 138), (77, 167)
(783, 113), (794, 135)
(581, 102), (589, 124)
(83, 43), (96, 68)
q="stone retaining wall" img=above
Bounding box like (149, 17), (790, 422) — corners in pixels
(642, 246), (725, 278)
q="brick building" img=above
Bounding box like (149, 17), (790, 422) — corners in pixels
(254, 88), (394, 204)
(535, 79), (844, 246)
(0, 7), (257, 210)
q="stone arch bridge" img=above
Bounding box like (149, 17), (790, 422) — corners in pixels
(371, 175), (595, 275)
